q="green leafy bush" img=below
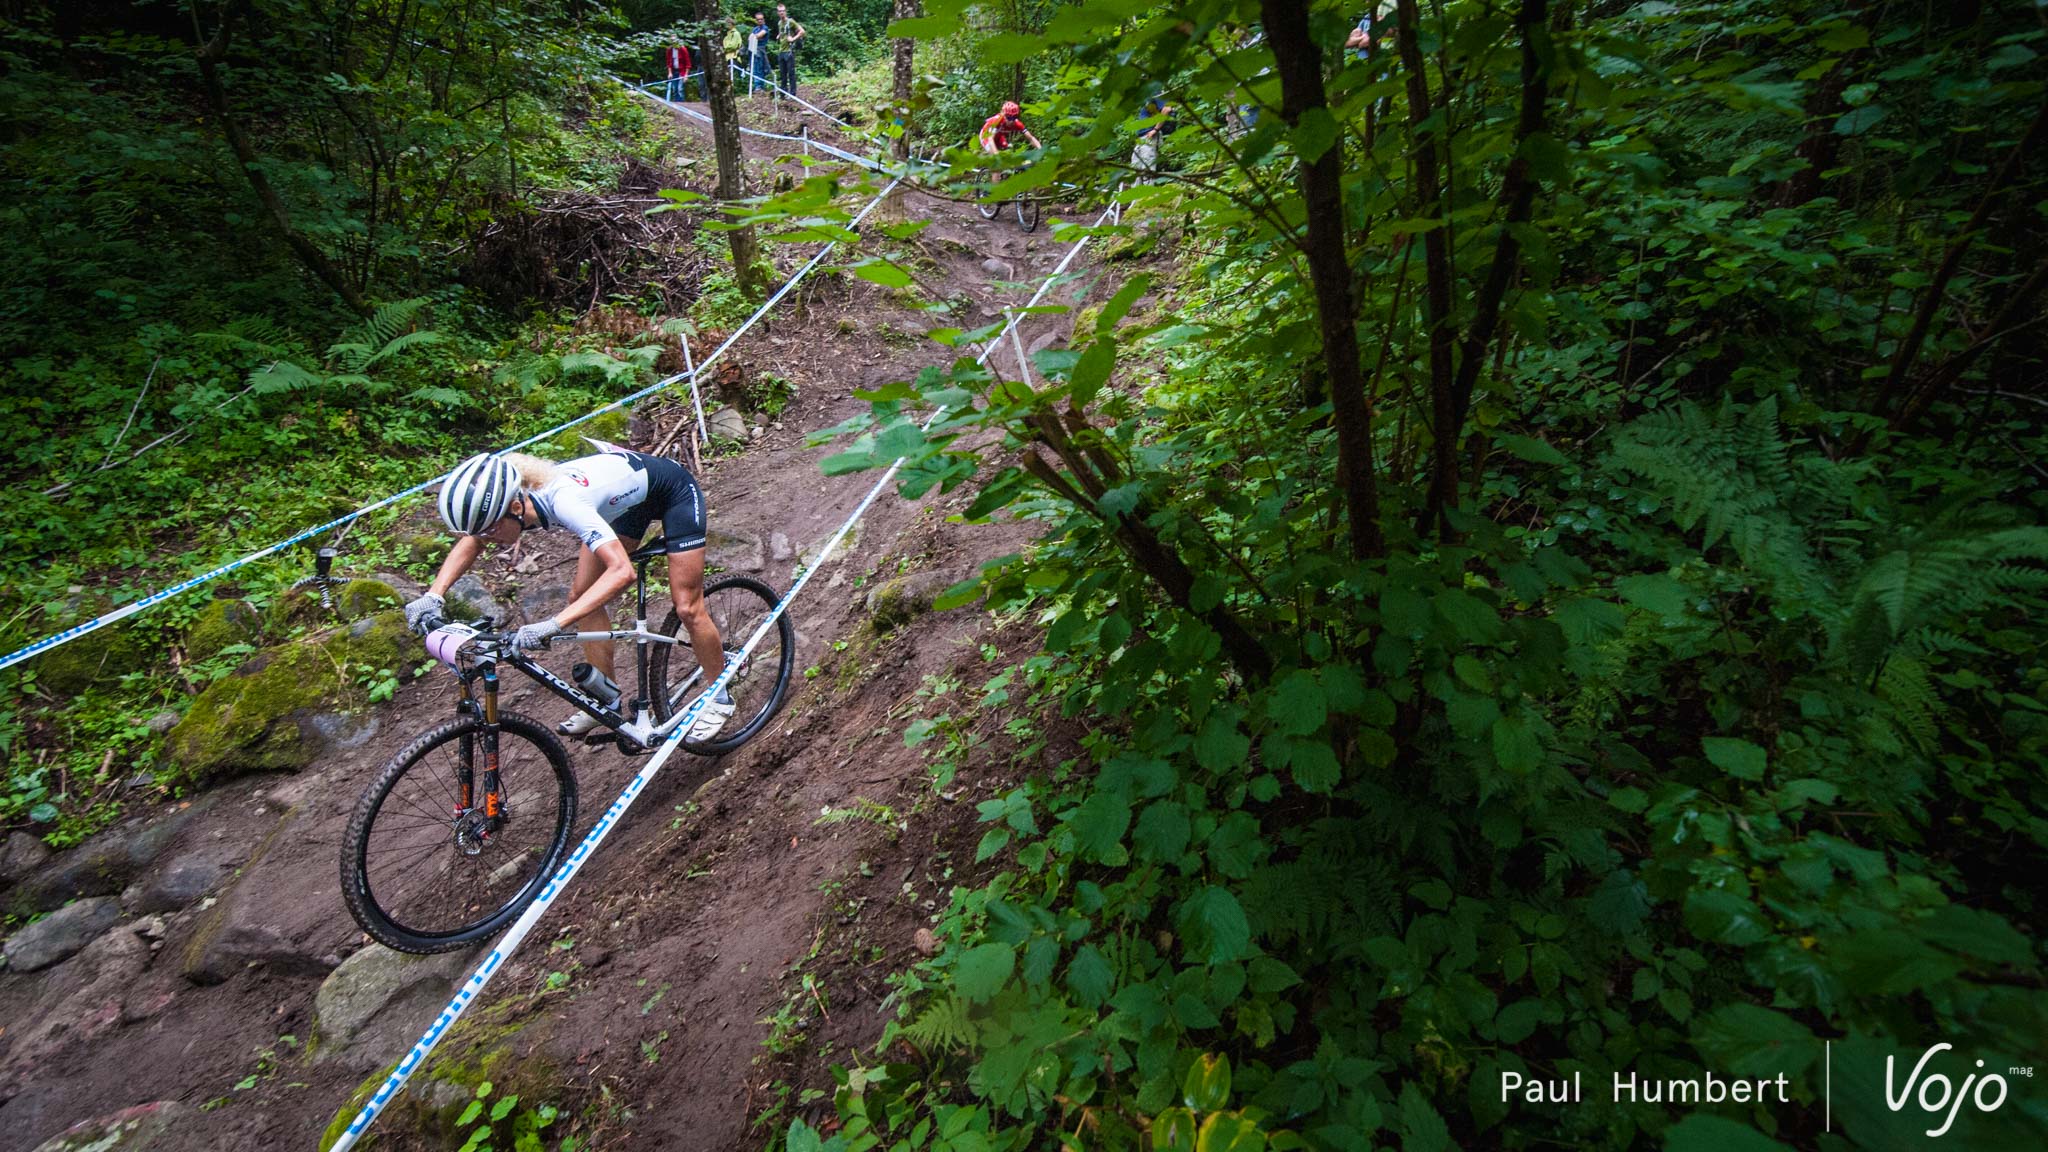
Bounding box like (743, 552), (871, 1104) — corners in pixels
(791, 2), (2048, 1150)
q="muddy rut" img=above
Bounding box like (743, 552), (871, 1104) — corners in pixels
(0, 90), (1119, 1152)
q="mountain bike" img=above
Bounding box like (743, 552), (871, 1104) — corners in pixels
(339, 534), (795, 954)
(973, 168), (1042, 232)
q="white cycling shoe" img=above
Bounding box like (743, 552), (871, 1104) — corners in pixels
(559, 706), (630, 740)
(685, 691), (737, 743)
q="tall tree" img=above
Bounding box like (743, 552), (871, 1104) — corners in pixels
(1260, 0), (1383, 560)
(694, 0), (764, 297)
(1393, 0), (1456, 540)
(1421, 0), (1552, 534)
(192, 5), (373, 317)
(891, 0), (920, 164)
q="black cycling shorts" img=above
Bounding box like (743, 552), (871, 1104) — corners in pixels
(612, 451), (707, 553)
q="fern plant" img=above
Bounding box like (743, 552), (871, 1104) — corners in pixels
(204, 297), (460, 406)
(891, 993), (977, 1054)
(1607, 396), (1854, 602)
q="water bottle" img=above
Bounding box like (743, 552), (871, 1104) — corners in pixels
(571, 663), (621, 708)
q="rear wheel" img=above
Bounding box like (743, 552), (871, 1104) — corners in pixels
(649, 574), (796, 756)
(341, 712), (576, 954)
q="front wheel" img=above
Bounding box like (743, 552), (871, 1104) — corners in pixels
(341, 712), (577, 954)
(649, 574), (796, 756)
(973, 170), (1001, 220)
(1015, 196), (1041, 233)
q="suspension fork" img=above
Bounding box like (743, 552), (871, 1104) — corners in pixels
(480, 662), (505, 831)
(454, 675), (480, 813)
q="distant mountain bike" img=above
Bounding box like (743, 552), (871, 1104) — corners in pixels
(973, 168), (1042, 232)
(339, 534), (795, 954)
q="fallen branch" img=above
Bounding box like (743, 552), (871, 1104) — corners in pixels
(44, 380), (259, 499)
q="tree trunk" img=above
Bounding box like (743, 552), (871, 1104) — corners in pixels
(695, 0), (764, 298)
(1866, 100), (2047, 429)
(194, 15), (373, 317)
(891, 0), (918, 163)
(1021, 413), (1273, 684)
(1393, 0), (1455, 539)
(1772, 5), (1875, 209)
(1425, 0), (1550, 533)
(1258, 0), (1384, 561)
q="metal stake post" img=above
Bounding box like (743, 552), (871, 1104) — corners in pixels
(682, 331), (708, 472)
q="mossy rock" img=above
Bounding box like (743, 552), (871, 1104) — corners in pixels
(165, 611), (410, 783)
(547, 408), (630, 458)
(183, 599), (263, 664)
(267, 577), (399, 632)
(33, 596), (147, 694)
(1104, 230), (1158, 262)
(398, 531), (449, 566)
(319, 1000), (558, 1152)
(266, 587), (324, 632)
(336, 579), (400, 621)
(319, 1065), (394, 1152)
(865, 571), (951, 633)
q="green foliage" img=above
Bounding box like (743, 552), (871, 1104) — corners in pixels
(790, 1), (2048, 1150)
(0, 6), (681, 835)
(454, 1079), (561, 1152)
(746, 371), (799, 418)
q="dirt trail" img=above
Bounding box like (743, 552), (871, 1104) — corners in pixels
(0, 89), (1116, 1152)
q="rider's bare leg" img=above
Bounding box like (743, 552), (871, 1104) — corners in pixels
(665, 548), (725, 684)
(567, 541), (624, 685)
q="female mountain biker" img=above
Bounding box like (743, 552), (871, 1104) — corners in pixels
(403, 444), (734, 743)
(979, 101), (1040, 154)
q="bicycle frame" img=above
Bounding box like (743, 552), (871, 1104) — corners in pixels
(450, 556), (714, 753)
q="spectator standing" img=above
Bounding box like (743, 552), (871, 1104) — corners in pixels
(1348, 3), (1395, 57)
(771, 5), (806, 95)
(664, 39), (692, 101)
(1134, 95), (1176, 174)
(747, 12), (770, 93)
(722, 15), (744, 71)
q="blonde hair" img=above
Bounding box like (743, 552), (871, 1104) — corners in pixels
(501, 452), (558, 489)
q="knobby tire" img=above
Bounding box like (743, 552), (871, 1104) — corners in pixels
(341, 711), (577, 954)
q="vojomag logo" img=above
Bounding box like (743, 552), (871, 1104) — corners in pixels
(1885, 1043), (2011, 1139)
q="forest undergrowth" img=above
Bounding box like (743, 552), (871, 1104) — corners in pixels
(1, 2), (2044, 1152)
(0, 2), (863, 849)
(773, 3), (2048, 1152)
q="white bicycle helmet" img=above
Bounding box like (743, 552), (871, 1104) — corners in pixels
(438, 452), (521, 535)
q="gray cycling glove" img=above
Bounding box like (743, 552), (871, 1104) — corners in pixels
(404, 592), (446, 635)
(513, 619), (563, 650)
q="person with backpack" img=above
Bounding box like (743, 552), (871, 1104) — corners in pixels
(771, 5), (806, 94)
(722, 15), (744, 72)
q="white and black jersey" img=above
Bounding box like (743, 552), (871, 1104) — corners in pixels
(527, 443), (706, 554)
